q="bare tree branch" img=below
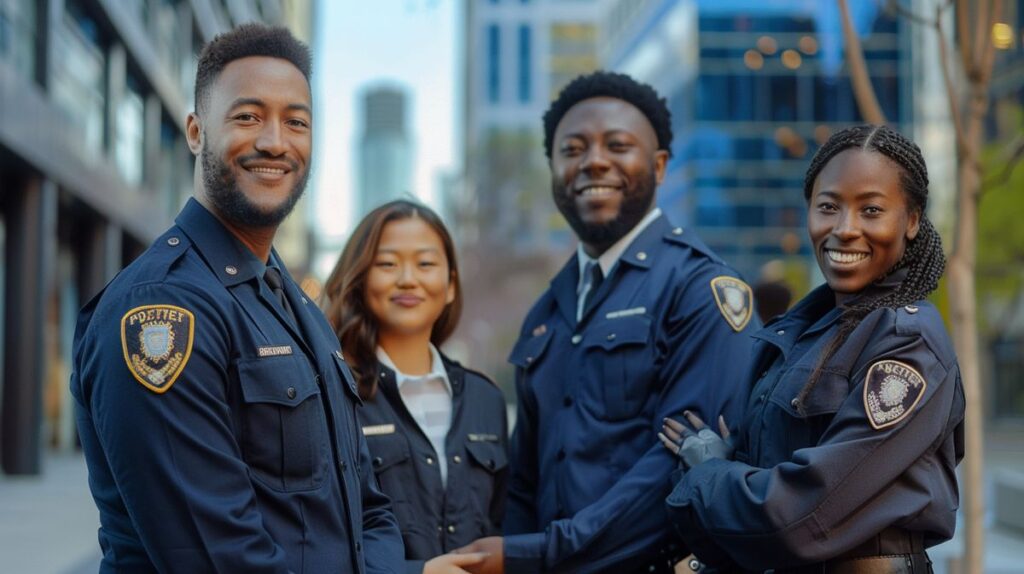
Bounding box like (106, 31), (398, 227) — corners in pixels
(937, 3), (968, 154)
(972, 0), (993, 79)
(981, 133), (1024, 194)
(957, 0), (974, 72)
(839, 0), (887, 123)
(978, 0), (1003, 86)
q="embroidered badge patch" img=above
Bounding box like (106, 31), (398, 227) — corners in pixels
(863, 360), (927, 429)
(121, 304), (195, 393)
(710, 276), (753, 332)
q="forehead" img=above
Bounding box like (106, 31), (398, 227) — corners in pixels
(554, 97), (657, 143)
(378, 217), (445, 249)
(815, 148), (905, 194)
(208, 56), (310, 107)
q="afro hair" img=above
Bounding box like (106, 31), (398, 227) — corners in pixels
(194, 23), (312, 115)
(542, 70), (673, 159)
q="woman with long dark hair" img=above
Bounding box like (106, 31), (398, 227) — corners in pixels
(660, 125), (964, 573)
(324, 200), (508, 574)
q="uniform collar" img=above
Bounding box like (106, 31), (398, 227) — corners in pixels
(175, 198), (275, 286)
(576, 207), (662, 283)
(376, 343), (452, 396)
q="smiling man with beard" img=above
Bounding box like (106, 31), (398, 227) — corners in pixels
(70, 24), (403, 574)
(456, 72), (759, 574)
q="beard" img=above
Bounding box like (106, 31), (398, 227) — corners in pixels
(200, 145), (309, 229)
(552, 169), (658, 251)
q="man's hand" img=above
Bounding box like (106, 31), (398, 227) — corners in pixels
(424, 552), (490, 574)
(453, 536), (504, 574)
(658, 411), (733, 470)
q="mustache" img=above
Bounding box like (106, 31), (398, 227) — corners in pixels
(237, 152), (299, 171)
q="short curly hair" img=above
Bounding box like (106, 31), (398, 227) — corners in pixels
(194, 23), (312, 115)
(542, 71), (673, 159)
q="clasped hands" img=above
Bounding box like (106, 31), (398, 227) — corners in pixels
(427, 536), (502, 574)
(658, 410), (733, 469)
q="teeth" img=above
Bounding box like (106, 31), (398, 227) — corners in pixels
(826, 250), (868, 264)
(580, 186), (616, 197)
(249, 167), (285, 175)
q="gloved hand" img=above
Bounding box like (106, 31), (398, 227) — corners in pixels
(658, 411), (733, 470)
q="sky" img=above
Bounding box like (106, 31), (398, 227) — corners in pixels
(310, 0), (457, 265)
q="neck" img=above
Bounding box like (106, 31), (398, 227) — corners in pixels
(379, 331), (434, 376)
(196, 194), (276, 262)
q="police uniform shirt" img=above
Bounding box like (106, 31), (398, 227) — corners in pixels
(376, 344), (453, 484)
(504, 213), (759, 573)
(666, 270), (965, 571)
(70, 198), (404, 574)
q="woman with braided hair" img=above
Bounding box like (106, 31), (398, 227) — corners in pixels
(659, 125), (965, 573)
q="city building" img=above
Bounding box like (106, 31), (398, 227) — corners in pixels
(0, 0), (313, 475)
(357, 84), (413, 215)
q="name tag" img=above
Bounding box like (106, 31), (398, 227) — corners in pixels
(257, 345), (293, 357)
(468, 433), (499, 442)
(362, 424), (396, 436)
(606, 306), (646, 319)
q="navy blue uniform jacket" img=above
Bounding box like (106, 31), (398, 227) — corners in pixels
(504, 214), (758, 572)
(71, 199), (404, 573)
(358, 356), (508, 574)
(666, 273), (965, 571)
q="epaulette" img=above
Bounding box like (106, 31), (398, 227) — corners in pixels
(894, 302), (925, 337)
(662, 225), (725, 265)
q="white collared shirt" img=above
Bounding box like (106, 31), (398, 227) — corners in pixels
(376, 344), (453, 485)
(576, 207), (662, 294)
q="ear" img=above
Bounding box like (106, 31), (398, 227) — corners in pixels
(185, 112), (202, 156)
(906, 209), (921, 241)
(653, 150), (669, 185)
(446, 271), (457, 305)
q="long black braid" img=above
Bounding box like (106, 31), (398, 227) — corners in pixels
(796, 125), (947, 410)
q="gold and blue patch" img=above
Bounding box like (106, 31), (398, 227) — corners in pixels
(120, 304), (195, 393)
(863, 359), (926, 429)
(710, 276), (753, 332)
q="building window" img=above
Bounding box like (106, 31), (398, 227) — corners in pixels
(0, 0), (37, 80)
(487, 24), (500, 103)
(518, 25), (531, 103)
(51, 5), (105, 162)
(115, 75), (145, 186)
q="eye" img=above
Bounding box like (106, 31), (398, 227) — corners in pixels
(817, 202), (838, 213)
(863, 205), (884, 216)
(418, 260), (439, 268)
(560, 141), (584, 156)
(373, 260), (397, 269)
(287, 118), (310, 129)
(608, 140), (632, 152)
(233, 113), (258, 122)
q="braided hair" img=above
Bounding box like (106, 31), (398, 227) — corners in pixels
(796, 125), (946, 409)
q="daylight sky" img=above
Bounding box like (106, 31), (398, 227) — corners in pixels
(311, 0), (457, 253)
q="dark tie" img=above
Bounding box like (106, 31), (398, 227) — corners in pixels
(577, 260), (604, 320)
(264, 266), (298, 325)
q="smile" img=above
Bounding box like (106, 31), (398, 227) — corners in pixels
(391, 295), (423, 307)
(577, 186), (618, 197)
(825, 249), (868, 264)
(247, 166), (287, 175)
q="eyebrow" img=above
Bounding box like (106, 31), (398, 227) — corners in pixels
(816, 189), (889, 200)
(227, 98), (312, 115)
(376, 247), (442, 254)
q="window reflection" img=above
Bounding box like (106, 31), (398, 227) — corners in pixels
(50, 6), (105, 162)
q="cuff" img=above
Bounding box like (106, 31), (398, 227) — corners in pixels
(503, 532), (546, 574)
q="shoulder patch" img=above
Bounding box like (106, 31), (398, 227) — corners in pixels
(121, 304), (195, 393)
(710, 276), (753, 332)
(863, 360), (926, 429)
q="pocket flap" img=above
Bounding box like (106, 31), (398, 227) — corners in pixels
(770, 367), (849, 417)
(465, 441), (508, 474)
(586, 315), (651, 351)
(508, 327), (554, 369)
(238, 355), (319, 407)
(332, 351), (362, 405)
(366, 434), (411, 472)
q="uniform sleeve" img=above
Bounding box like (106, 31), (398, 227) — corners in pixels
(505, 268), (757, 573)
(505, 360), (541, 536)
(358, 418), (406, 574)
(666, 329), (962, 570)
(78, 283), (291, 574)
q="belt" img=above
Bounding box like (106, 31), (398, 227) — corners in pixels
(628, 543), (688, 574)
(775, 528), (932, 574)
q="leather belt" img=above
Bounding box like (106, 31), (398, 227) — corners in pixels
(775, 553), (932, 574)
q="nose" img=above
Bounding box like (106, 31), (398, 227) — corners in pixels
(396, 262), (416, 287)
(832, 209), (861, 241)
(580, 145), (611, 175)
(254, 121), (286, 156)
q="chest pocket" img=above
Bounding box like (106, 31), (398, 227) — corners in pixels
(508, 328), (554, 370)
(237, 354), (328, 492)
(768, 365), (850, 447)
(365, 433), (412, 501)
(584, 314), (652, 420)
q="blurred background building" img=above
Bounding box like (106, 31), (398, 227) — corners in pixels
(0, 0), (315, 478)
(357, 84), (413, 215)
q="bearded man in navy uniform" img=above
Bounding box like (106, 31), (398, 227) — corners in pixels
(457, 72), (759, 573)
(71, 24), (403, 573)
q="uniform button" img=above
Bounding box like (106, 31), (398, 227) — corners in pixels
(571, 334), (582, 345)
(301, 296), (308, 304)
(688, 558), (702, 571)
(335, 350), (344, 360)
(791, 398), (800, 408)
(286, 387), (296, 399)
(167, 236), (180, 246)
(487, 459), (496, 470)
(526, 356), (534, 365)
(447, 525), (456, 534)
(380, 371), (387, 379)
(760, 371), (769, 378)
(606, 333), (616, 341)
(437, 524), (443, 532)
(756, 394), (766, 403)
(372, 456), (383, 468)
(648, 565), (656, 572)
(672, 227), (683, 235)
(339, 460), (347, 471)
(776, 329), (785, 335)
(453, 455), (462, 464)
(225, 265), (238, 275)
(426, 456), (435, 465)
(637, 251), (648, 261)
(905, 305), (919, 313)
(557, 449), (566, 461)
(563, 396), (573, 407)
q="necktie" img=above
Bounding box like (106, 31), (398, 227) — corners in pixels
(577, 260), (604, 321)
(264, 266), (298, 325)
